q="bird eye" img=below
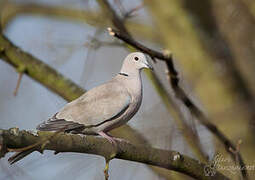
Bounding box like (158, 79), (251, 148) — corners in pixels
(134, 57), (139, 61)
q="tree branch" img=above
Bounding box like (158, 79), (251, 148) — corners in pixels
(0, 128), (229, 180)
(107, 27), (248, 179)
(0, 34), (84, 102)
(107, 27), (177, 75)
(97, 0), (129, 35)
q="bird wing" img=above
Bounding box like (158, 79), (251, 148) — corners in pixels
(37, 80), (131, 132)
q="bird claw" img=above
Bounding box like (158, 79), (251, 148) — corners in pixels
(98, 131), (129, 146)
(98, 131), (117, 146)
(112, 137), (130, 144)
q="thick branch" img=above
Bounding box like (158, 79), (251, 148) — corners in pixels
(108, 27), (248, 178)
(0, 34), (84, 102)
(0, 128), (229, 180)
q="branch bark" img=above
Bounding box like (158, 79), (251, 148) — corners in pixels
(0, 128), (229, 180)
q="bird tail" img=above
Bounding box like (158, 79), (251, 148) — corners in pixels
(8, 148), (35, 164)
(8, 122), (75, 164)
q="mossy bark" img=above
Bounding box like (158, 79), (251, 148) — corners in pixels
(1, 128), (229, 180)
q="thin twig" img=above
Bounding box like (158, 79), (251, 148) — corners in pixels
(104, 160), (109, 180)
(98, 0), (129, 35)
(114, 0), (126, 17)
(13, 72), (23, 96)
(229, 139), (242, 165)
(123, 4), (143, 20)
(107, 27), (175, 64)
(84, 38), (124, 49)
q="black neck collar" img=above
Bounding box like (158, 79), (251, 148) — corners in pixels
(118, 72), (129, 77)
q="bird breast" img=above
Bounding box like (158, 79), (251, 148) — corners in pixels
(122, 76), (143, 121)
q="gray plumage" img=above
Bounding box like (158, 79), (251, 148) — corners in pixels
(8, 52), (152, 164)
(37, 52), (152, 139)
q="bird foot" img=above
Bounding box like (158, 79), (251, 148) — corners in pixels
(112, 137), (130, 144)
(98, 131), (117, 145)
(98, 131), (128, 146)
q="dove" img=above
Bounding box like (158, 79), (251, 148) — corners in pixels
(37, 52), (152, 142)
(8, 52), (153, 164)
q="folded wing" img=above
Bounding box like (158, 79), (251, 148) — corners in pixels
(37, 81), (131, 132)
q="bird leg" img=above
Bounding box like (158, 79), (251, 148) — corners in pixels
(98, 132), (130, 180)
(98, 131), (130, 146)
(98, 131), (119, 180)
(98, 131), (129, 145)
(98, 131), (117, 145)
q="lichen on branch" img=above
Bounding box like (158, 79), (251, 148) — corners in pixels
(1, 128), (229, 180)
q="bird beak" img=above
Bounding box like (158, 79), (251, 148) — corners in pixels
(144, 55), (153, 70)
(144, 62), (153, 70)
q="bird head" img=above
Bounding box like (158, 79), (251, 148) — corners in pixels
(123, 52), (153, 71)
